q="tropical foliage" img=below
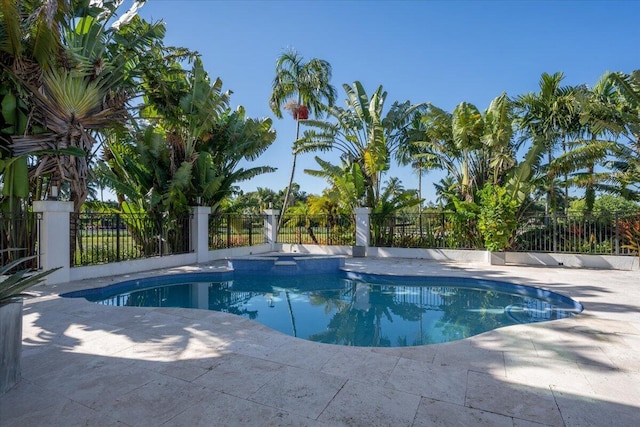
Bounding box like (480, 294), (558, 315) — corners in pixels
(1, 2), (639, 256)
(269, 48), (337, 225)
(100, 57), (276, 215)
(477, 184), (519, 251)
(298, 81), (422, 208)
(1, 0), (166, 213)
(0, 253), (59, 302)
(607, 70), (640, 199)
(407, 95), (516, 206)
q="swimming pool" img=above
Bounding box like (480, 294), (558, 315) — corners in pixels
(62, 271), (582, 347)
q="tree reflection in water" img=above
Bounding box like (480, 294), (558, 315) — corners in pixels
(90, 274), (579, 347)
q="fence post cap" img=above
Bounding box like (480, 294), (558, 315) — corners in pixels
(191, 206), (211, 214)
(33, 200), (74, 213)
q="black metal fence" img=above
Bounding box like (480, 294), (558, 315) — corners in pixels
(71, 212), (192, 266)
(0, 211), (40, 269)
(209, 214), (266, 250)
(513, 213), (640, 255)
(371, 211), (640, 256)
(14, 208), (635, 269)
(277, 214), (356, 246)
(370, 212), (482, 249)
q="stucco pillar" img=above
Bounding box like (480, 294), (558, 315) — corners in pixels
(191, 206), (211, 263)
(264, 209), (280, 249)
(32, 201), (73, 285)
(354, 207), (371, 257)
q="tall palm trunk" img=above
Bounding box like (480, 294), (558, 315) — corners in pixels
(417, 165), (422, 213)
(562, 135), (569, 213)
(285, 291), (298, 337)
(277, 109), (302, 231)
(546, 144), (554, 215)
(584, 134), (598, 214)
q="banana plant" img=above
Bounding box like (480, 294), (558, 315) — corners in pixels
(300, 81), (422, 207)
(452, 101), (486, 202)
(102, 58), (276, 215)
(304, 156), (365, 214)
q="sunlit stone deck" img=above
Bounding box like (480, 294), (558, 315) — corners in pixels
(2, 258), (639, 426)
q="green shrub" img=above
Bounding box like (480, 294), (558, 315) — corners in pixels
(478, 184), (519, 252)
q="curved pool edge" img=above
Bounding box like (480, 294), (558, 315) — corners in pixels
(340, 268), (584, 315)
(59, 266), (584, 348)
(60, 268), (584, 315)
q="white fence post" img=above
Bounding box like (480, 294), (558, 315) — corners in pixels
(32, 201), (73, 285)
(191, 206), (211, 263)
(354, 207), (371, 257)
(264, 209), (280, 250)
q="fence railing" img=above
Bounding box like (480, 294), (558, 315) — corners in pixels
(15, 206), (639, 271)
(372, 211), (640, 256)
(513, 213), (640, 255)
(0, 211), (40, 269)
(278, 214), (356, 246)
(209, 214), (266, 250)
(71, 212), (192, 267)
(370, 212), (482, 250)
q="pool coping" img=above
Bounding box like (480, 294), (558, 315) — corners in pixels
(2, 257), (639, 426)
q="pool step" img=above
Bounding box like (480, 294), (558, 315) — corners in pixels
(229, 255), (345, 275)
(274, 261), (297, 266)
(272, 260), (298, 275)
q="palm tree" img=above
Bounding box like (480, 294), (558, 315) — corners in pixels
(2, 0), (165, 213)
(269, 48), (337, 229)
(372, 177), (421, 216)
(411, 105), (456, 200)
(552, 74), (627, 213)
(411, 98), (511, 205)
(610, 70), (640, 112)
(514, 72), (580, 213)
(2, 1), (166, 262)
(433, 176), (457, 210)
(608, 70), (640, 199)
(452, 101), (486, 202)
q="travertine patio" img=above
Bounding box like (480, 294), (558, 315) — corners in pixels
(1, 258), (638, 426)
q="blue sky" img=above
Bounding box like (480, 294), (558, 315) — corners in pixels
(130, 0), (639, 204)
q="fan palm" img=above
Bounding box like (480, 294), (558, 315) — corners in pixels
(1, 0), (165, 213)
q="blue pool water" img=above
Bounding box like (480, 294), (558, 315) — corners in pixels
(62, 271), (583, 347)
